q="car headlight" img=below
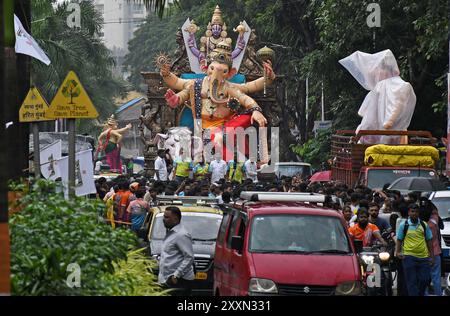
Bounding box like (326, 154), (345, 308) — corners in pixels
(249, 278), (278, 294)
(361, 255), (374, 265)
(335, 281), (361, 296)
(379, 252), (390, 262)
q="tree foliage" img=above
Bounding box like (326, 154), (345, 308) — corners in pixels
(290, 129), (332, 170)
(31, 0), (129, 134)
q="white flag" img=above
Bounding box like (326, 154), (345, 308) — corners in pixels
(57, 149), (97, 198)
(14, 14), (51, 65)
(40, 140), (62, 180)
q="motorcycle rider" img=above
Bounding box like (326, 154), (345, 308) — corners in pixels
(368, 202), (392, 235)
(349, 208), (387, 247)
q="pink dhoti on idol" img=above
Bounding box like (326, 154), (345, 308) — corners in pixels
(96, 115), (132, 174)
(104, 141), (122, 173)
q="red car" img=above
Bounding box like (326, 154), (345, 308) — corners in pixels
(214, 192), (361, 296)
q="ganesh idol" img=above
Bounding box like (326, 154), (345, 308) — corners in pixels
(184, 5), (248, 72)
(159, 40), (275, 160)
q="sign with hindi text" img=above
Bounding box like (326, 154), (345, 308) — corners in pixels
(19, 87), (50, 122)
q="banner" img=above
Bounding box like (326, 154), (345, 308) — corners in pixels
(58, 149), (97, 198)
(14, 14), (51, 65)
(40, 140), (62, 180)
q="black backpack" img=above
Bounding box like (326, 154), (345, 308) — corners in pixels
(401, 219), (427, 240)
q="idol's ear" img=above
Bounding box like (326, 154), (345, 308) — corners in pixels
(227, 68), (237, 79)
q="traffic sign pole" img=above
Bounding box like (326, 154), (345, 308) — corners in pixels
(68, 119), (76, 198)
(32, 123), (40, 178)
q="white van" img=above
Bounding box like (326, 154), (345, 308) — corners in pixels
(275, 162), (312, 179)
(428, 191), (450, 272)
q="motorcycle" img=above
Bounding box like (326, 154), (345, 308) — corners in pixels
(355, 230), (396, 296)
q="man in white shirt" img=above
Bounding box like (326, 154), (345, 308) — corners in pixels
(244, 157), (258, 182)
(94, 160), (102, 174)
(209, 154), (227, 184)
(154, 149), (168, 181)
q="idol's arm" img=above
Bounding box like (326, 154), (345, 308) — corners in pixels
(232, 62), (276, 94)
(228, 88), (258, 110)
(160, 64), (190, 91)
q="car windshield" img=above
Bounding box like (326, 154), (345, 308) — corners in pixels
(249, 215), (351, 254)
(151, 212), (223, 240)
(277, 165), (311, 178)
(430, 197), (450, 220)
(367, 169), (436, 189)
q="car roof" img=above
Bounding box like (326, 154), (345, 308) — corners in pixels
(232, 201), (341, 218)
(430, 191), (450, 198)
(152, 205), (223, 216)
(276, 162), (311, 166)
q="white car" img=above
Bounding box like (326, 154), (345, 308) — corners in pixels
(428, 191), (450, 272)
(274, 162), (312, 179)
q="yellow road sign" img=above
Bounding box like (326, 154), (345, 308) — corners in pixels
(47, 71), (99, 119)
(19, 87), (50, 122)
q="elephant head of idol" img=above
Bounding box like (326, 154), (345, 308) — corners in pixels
(206, 41), (236, 105)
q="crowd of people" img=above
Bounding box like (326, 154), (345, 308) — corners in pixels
(94, 157), (446, 296)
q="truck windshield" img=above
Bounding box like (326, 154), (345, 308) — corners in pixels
(151, 212), (223, 240)
(367, 169), (436, 189)
(249, 215), (351, 254)
(277, 165), (311, 178)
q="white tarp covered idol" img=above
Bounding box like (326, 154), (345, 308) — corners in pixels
(14, 14), (51, 65)
(339, 49), (416, 144)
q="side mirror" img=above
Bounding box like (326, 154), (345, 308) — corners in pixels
(353, 239), (363, 254)
(231, 236), (243, 252)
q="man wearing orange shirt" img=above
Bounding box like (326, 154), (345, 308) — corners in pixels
(349, 208), (387, 247)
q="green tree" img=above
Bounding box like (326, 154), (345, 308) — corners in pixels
(290, 129), (332, 170)
(31, 0), (129, 134)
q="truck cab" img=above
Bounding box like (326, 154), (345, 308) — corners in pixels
(357, 166), (437, 189)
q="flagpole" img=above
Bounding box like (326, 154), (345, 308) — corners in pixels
(33, 123), (41, 179)
(68, 119), (76, 198)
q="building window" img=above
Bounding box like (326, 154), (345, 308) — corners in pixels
(119, 4), (122, 10)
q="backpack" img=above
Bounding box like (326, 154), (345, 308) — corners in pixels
(401, 219), (427, 240)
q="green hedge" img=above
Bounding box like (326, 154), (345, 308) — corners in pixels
(9, 180), (165, 296)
